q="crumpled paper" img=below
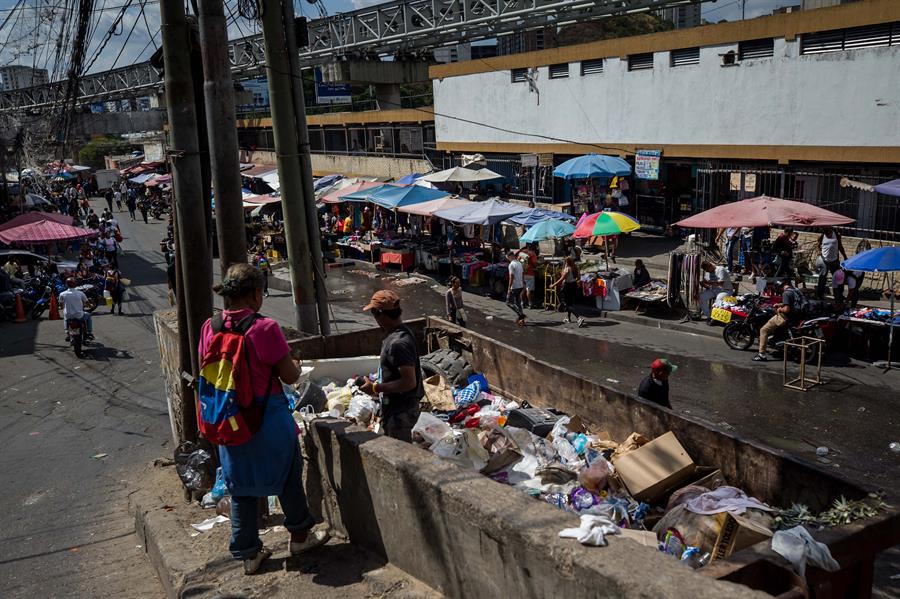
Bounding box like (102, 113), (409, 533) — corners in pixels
(558, 515), (620, 547)
(191, 514), (229, 533)
(771, 525), (840, 577)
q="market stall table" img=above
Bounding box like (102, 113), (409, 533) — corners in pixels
(380, 248), (415, 271)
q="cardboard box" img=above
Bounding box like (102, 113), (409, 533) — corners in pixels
(711, 513), (773, 561)
(689, 466), (728, 491)
(612, 431), (695, 503)
(618, 528), (659, 548)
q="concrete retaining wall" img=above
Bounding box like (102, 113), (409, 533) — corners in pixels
(303, 418), (769, 599)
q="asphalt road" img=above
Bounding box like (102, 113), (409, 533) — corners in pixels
(2, 199), (898, 597)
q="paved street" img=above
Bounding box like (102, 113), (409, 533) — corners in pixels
(2, 198), (899, 597)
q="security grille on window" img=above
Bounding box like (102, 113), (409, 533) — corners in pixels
(549, 63), (569, 79)
(628, 53), (654, 71)
(670, 47), (700, 67)
(738, 38), (774, 59)
(801, 22), (899, 55)
(511, 68), (527, 83)
(580, 58), (603, 75)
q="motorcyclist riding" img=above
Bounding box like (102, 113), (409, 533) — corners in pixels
(59, 277), (95, 342)
(753, 280), (805, 362)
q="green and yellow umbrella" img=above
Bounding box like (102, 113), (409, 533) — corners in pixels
(573, 210), (641, 238)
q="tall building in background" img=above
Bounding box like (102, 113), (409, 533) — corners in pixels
(434, 43), (498, 63)
(0, 66), (48, 91)
(498, 27), (557, 55)
(657, 4), (701, 29)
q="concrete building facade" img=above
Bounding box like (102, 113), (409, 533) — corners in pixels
(0, 66), (48, 91)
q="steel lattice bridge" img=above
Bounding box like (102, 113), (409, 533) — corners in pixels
(0, 0), (706, 111)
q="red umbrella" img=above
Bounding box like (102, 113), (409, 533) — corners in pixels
(674, 195), (854, 228)
(0, 212), (74, 232)
(0, 220), (98, 245)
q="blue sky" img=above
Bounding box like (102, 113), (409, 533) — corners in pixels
(0, 0), (804, 75)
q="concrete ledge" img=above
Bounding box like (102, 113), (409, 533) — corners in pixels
(304, 419), (770, 599)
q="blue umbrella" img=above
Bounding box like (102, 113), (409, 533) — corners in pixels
(553, 153), (631, 179)
(396, 173), (422, 185)
(367, 185), (449, 210)
(519, 219), (576, 243)
(339, 183), (396, 202)
(508, 207), (576, 227)
(433, 197), (525, 225)
(842, 246), (900, 369)
(873, 179), (900, 198)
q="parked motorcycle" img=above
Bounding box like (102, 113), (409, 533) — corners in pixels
(722, 295), (838, 363)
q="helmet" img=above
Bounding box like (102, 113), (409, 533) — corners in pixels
(66, 277), (76, 288)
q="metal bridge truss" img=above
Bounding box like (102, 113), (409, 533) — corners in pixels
(0, 0), (704, 112)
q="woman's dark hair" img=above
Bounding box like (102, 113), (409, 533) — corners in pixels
(214, 263), (264, 298)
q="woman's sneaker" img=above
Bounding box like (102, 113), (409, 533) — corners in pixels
(289, 529), (330, 557)
(243, 546), (272, 575)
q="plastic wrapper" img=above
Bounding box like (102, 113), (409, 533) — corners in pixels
(431, 429), (490, 471)
(326, 386), (352, 415)
(210, 466), (229, 501)
(412, 412), (453, 446)
(174, 441), (215, 494)
(345, 396), (376, 426)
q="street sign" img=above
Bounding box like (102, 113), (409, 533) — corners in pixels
(635, 149), (661, 180)
(314, 67), (351, 105)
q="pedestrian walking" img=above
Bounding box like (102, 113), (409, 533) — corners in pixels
(104, 267), (125, 315)
(114, 188), (123, 212)
(505, 250), (526, 326)
(137, 198), (149, 223)
(198, 263), (329, 574)
(445, 276), (466, 327)
(126, 190), (137, 221)
(816, 226), (848, 301)
(254, 250), (270, 297)
(104, 189), (114, 213)
(638, 358), (676, 409)
(360, 290), (425, 442)
(103, 231), (119, 268)
(553, 256), (584, 327)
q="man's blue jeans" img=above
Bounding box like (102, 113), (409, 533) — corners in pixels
(724, 236), (738, 272)
(228, 447), (316, 560)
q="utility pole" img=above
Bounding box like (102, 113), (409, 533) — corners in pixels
(259, 0), (319, 334)
(159, 0), (213, 439)
(197, 0), (247, 274)
(280, 0), (330, 335)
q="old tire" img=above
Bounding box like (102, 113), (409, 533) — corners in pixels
(420, 348), (473, 388)
(294, 380), (327, 413)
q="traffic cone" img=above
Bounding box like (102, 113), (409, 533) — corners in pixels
(13, 293), (27, 323)
(49, 293), (61, 320)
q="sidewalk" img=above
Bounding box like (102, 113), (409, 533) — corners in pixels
(130, 461), (441, 599)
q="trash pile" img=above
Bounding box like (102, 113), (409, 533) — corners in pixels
(845, 306), (900, 324)
(282, 366), (885, 576)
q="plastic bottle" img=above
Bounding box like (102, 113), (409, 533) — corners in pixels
(816, 446), (828, 457)
(890, 442), (900, 453)
(545, 492), (568, 510)
(571, 433), (589, 455)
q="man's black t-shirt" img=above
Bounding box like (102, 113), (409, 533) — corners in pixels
(379, 325), (424, 416)
(781, 287), (806, 322)
(637, 376), (671, 409)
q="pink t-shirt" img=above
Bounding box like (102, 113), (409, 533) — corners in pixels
(199, 309), (289, 398)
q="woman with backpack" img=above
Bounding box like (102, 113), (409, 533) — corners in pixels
(198, 263), (328, 574)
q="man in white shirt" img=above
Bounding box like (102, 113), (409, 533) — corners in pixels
(59, 278), (94, 340)
(698, 261), (733, 320)
(506, 251), (526, 326)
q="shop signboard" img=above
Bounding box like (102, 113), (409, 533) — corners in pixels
(314, 67), (352, 105)
(635, 150), (661, 180)
(538, 153), (554, 167)
(521, 154), (538, 167)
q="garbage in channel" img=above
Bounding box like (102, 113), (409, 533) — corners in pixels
(288, 369), (888, 570)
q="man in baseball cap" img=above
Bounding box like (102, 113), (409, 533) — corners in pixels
(360, 289), (424, 442)
(637, 358), (676, 409)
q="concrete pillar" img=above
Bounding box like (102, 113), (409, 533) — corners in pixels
(374, 83), (401, 111)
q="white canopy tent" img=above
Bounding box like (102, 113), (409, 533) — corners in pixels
(420, 166), (503, 183)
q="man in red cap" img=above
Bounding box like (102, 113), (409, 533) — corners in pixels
(637, 358), (676, 409)
(360, 290), (424, 442)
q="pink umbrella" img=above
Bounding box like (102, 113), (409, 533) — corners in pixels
(0, 212), (74, 232)
(675, 195), (854, 228)
(321, 181), (382, 204)
(0, 220), (98, 245)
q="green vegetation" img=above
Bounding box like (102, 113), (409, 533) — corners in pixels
(77, 136), (139, 169)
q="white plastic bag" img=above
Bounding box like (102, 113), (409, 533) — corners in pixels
(431, 430), (489, 471)
(345, 396), (376, 425)
(411, 412), (452, 447)
(771, 526), (840, 578)
(326, 386), (352, 414)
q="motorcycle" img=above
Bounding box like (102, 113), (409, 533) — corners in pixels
(27, 284), (53, 319)
(66, 318), (87, 357)
(722, 296), (838, 363)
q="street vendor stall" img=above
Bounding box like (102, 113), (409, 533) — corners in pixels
(841, 246), (900, 369)
(554, 154), (632, 214)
